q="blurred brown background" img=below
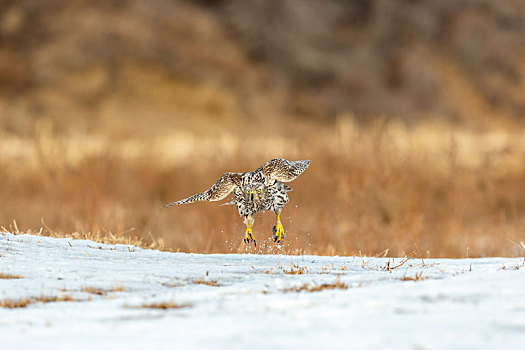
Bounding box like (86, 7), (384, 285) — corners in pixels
(1, 0), (524, 257)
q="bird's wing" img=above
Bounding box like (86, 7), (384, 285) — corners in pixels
(165, 172), (242, 207)
(262, 158), (311, 182)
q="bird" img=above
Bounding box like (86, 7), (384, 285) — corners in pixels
(164, 158), (311, 246)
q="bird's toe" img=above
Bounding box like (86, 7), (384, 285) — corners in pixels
(273, 223), (285, 244)
(243, 228), (256, 246)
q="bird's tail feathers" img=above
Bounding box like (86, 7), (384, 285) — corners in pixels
(164, 191), (209, 208)
(164, 200), (183, 208)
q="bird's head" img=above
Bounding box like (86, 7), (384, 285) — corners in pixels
(245, 184), (265, 203)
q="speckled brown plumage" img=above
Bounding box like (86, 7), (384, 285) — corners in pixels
(165, 158), (311, 246)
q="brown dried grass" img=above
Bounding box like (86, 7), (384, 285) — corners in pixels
(283, 280), (348, 293)
(81, 285), (124, 296)
(35, 295), (76, 303)
(0, 298), (32, 308)
(1, 117), (524, 257)
(283, 264), (308, 275)
(399, 271), (426, 282)
(0, 294), (79, 308)
(134, 301), (192, 310)
(161, 282), (184, 288)
(194, 279), (219, 287)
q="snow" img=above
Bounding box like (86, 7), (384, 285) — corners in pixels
(1, 232), (524, 350)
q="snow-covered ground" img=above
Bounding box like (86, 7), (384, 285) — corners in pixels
(1, 232), (524, 349)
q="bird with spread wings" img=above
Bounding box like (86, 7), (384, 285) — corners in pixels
(165, 158), (311, 246)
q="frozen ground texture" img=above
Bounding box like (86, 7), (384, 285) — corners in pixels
(1, 232), (524, 350)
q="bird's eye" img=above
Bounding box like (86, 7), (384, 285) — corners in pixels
(257, 190), (261, 194)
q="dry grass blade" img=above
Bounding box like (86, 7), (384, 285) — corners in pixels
(161, 282), (185, 288)
(320, 264), (348, 274)
(81, 285), (125, 295)
(507, 239), (525, 267)
(378, 253), (416, 272)
(35, 295), (76, 303)
(194, 279), (219, 287)
(399, 271), (426, 281)
(0, 298), (32, 308)
(81, 287), (106, 296)
(0, 273), (22, 279)
(283, 280), (348, 293)
(134, 301), (192, 310)
(111, 285), (125, 292)
(283, 264), (308, 275)
(1, 294), (80, 308)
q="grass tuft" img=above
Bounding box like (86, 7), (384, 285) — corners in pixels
(194, 279), (219, 287)
(0, 298), (32, 308)
(81, 285), (124, 296)
(161, 282), (185, 288)
(399, 271), (426, 282)
(35, 295), (76, 303)
(134, 301), (192, 310)
(283, 264), (308, 275)
(0, 294), (80, 308)
(320, 264), (348, 274)
(283, 280), (348, 293)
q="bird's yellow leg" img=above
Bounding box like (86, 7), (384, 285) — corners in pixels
(243, 226), (256, 246)
(273, 214), (285, 243)
(243, 216), (256, 246)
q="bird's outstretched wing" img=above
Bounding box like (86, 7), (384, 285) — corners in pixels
(165, 172), (242, 207)
(262, 158), (311, 182)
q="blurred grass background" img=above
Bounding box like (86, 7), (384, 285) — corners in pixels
(1, 0), (524, 257)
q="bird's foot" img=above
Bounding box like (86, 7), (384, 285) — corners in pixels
(272, 221), (285, 243)
(243, 227), (256, 247)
